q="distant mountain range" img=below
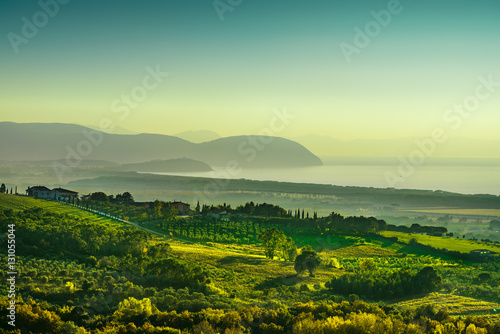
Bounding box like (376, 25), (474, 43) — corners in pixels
(85, 124), (139, 135)
(173, 130), (221, 143)
(84, 127), (221, 143)
(0, 122), (322, 168)
(121, 158), (212, 172)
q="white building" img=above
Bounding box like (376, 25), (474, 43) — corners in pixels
(26, 186), (78, 201)
(26, 186), (52, 199)
(51, 187), (79, 201)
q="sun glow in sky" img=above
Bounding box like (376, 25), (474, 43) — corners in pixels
(1, 0), (499, 140)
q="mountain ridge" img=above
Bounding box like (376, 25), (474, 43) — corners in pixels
(174, 130), (221, 143)
(0, 122), (322, 168)
(121, 158), (212, 172)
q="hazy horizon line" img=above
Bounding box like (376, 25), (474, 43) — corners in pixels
(2, 120), (500, 142)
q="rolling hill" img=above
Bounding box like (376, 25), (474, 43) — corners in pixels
(0, 122), (322, 168)
(174, 129), (221, 143)
(121, 158), (212, 172)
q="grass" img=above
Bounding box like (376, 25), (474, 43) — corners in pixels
(400, 207), (500, 217)
(290, 233), (460, 262)
(168, 239), (342, 295)
(0, 193), (134, 230)
(308, 234), (457, 261)
(294, 234), (407, 252)
(395, 293), (500, 321)
(326, 245), (400, 258)
(381, 231), (500, 254)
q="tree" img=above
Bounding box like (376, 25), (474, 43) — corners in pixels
(113, 297), (156, 323)
(259, 227), (286, 259)
(295, 246), (321, 277)
(282, 237), (298, 261)
(89, 192), (108, 202)
(163, 202), (177, 221)
(236, 201), (255, 215)
(413, 266), (441, 293)
(360, 258), (377, 271)
(478, 272), (491, 282)
(0, 183), (6, 193)
(147, 243), (172, 258)
(116, 192), (134, 203)
(152, 200), (163, 217)
(329, 212), (344, 222)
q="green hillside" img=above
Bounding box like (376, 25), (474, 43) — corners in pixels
(0, 193), (132, 230)
(1, 193), (499, 333)
(381, 231), (500, 254)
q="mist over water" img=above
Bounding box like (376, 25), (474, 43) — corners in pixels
(150, 164), (500, 196)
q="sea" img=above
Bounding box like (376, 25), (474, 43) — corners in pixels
(150, 161), (500, 196)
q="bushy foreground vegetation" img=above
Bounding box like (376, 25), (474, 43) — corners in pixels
(2, 296), (499, 333)
(326, 265), (441, 300)
(1, 207), (150, 257)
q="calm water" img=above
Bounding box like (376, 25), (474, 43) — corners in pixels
(151, 164), (500, 196)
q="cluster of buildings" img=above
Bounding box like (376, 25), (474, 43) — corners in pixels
(26, 186), (79, 202)
(25, 186), (193, 216)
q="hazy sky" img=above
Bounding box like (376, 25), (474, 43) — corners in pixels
(1, 0), (499, 140)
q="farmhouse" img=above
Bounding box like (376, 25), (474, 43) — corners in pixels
(51, 187), (79, 201)
(207, 209), (229, 221)
(170, 201), (192, 215)
(26, 186), (52, 199)
(26, 186), (79, 201)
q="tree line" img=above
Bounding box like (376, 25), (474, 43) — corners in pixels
(0, 183), (17, 194)
(0, 207), (150, 258)
(326, 265), (442, 300)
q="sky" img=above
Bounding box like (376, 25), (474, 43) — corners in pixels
(1, 0), (499, 141)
